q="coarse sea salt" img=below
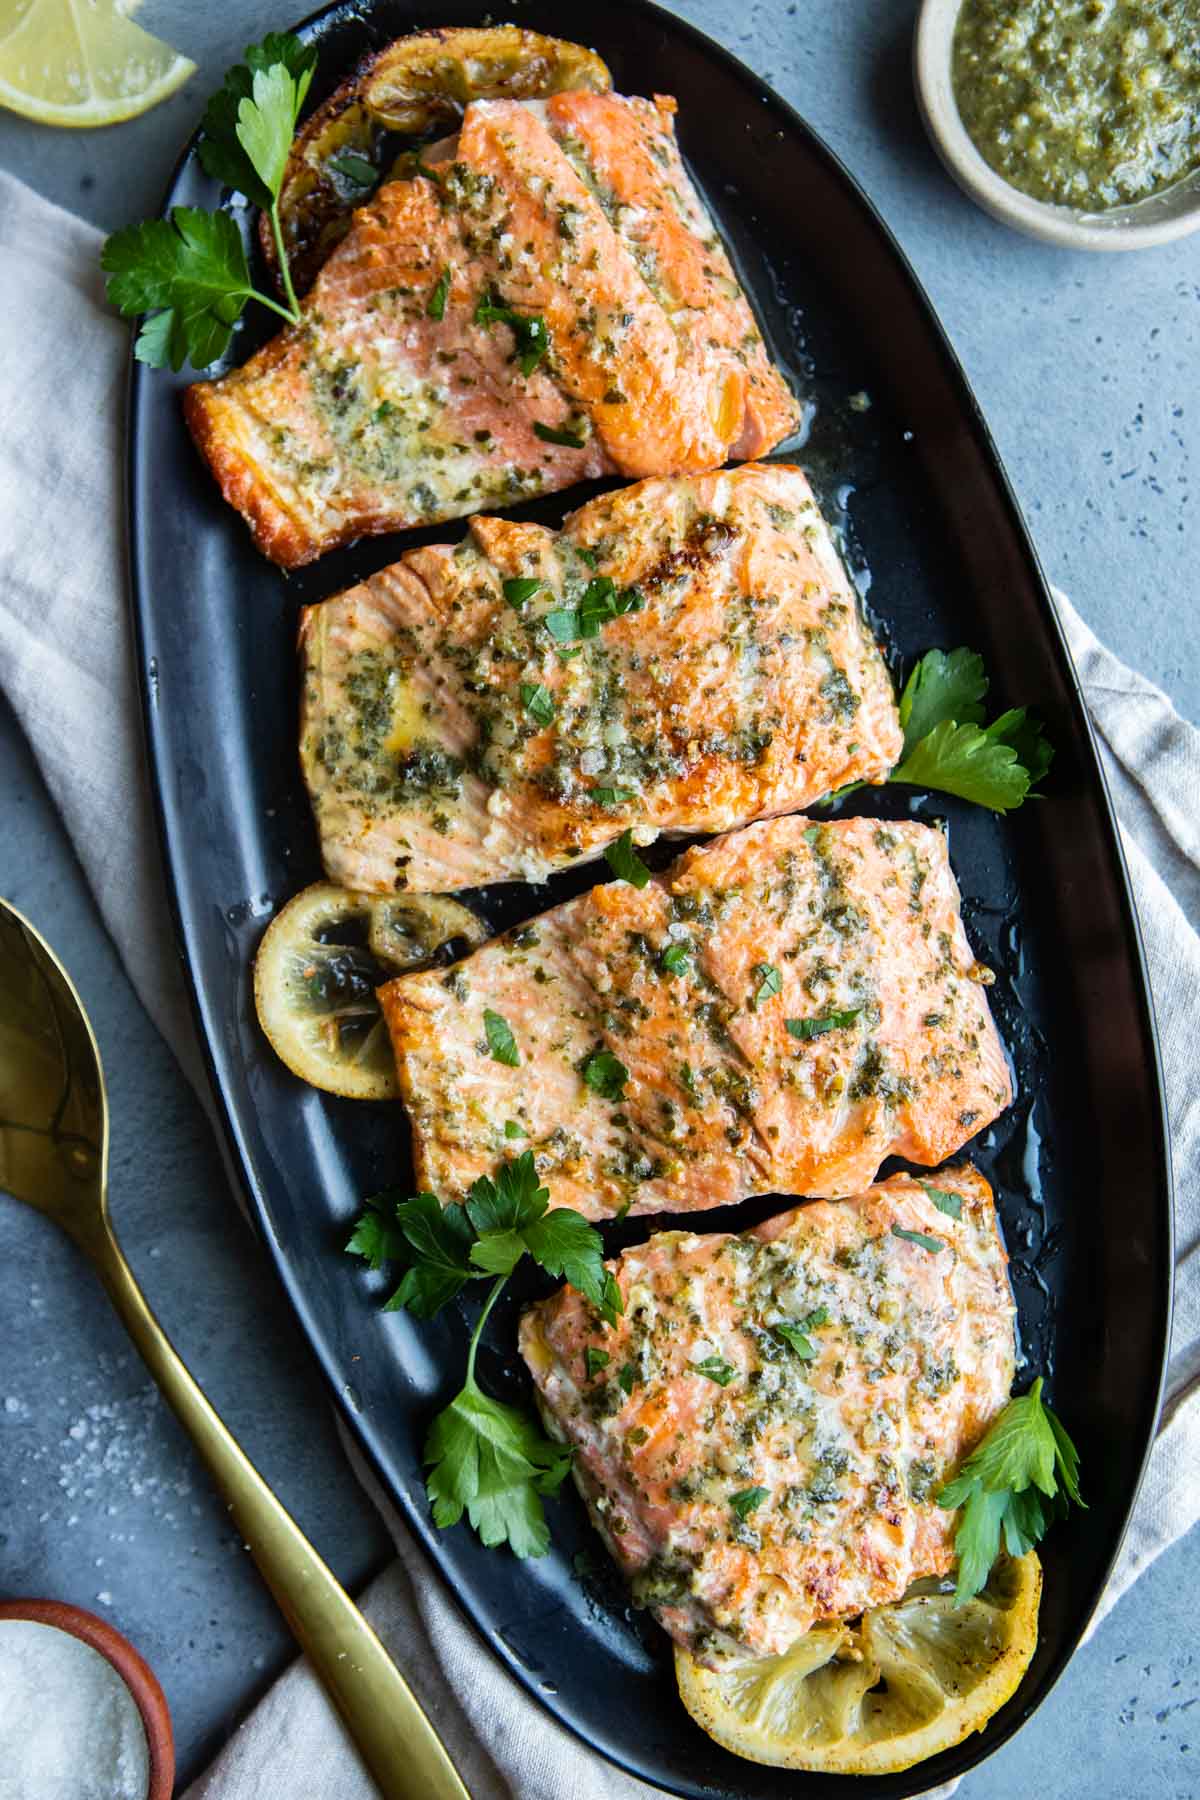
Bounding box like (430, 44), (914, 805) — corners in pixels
(0, 1620), (149, 1800)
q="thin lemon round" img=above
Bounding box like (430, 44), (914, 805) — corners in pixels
(675, 1553), (1041, 1777)
(254, 883), (487, 1101)
(0, 0), (195, 128)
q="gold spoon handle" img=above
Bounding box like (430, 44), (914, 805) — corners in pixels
(86, 1221), (469, 1800)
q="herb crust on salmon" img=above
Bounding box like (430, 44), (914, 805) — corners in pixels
(185, 90), (798, 566)
(520, 1165), (1015, 1665)
(299, 464), (902, 893)
(378, 815), (1012, 1219)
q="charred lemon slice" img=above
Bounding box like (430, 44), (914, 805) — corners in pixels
(675, 1553), (1041, 1776)
(254, 883), (487, 1099)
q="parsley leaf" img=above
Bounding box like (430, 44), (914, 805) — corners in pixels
(891, 1224), (944, 1254)
(604, 830), (652, 888)
(618, 1361), (638, 1395)
(752, 963), (782, 1008)
(774, 1323), (818, 1359)
(775, 1306), (829, 1359)
(534, 419), (589, 449)
(888, 647), (1053, 813)
(581, 1049), (629, 1101)
(502, 576), (541, 609)
(891, 718), (1039, 813)
(105, 34), (317, 368)
(426, 265), (453, 321)
(585, 1347), (610, 1379)
(922, 1183), (963, 1220)
(327, 150), (379, 192)
(344, 1201), (407, 1271)
(938, 1377), (1084, 1602)
(898, 647), (988, 757)
(483, 1009), (520, 1067)
(474, 289), (550, 375)
(503, 1120), (527, 1139)
(424, 1303), (572, 1559)
(730, 1486), (768, 1520)
(346, 1155), (623, 1555)
(592, 786), (634, 807)
(578, 577), (641, 637)
(786, 1006), (864, 1040)
(520, 682), (556, 726)
(197, 32), (317, 210)
(661, 941), (691, 975)
(693, 1355), (737, 1387)
(102, 207), (260, 372)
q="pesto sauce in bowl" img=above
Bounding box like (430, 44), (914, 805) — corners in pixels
(952, 0), (1200, 210)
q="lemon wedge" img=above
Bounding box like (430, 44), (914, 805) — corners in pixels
(675, 1552), (1041, 1776)
(254, 883), (488, 1101)
(0, 0), (195, 129)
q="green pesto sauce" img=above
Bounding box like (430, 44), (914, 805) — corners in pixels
(952, 0), (1200, 209)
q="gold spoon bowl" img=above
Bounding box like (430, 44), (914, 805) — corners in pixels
(0, 897), (468, 1800)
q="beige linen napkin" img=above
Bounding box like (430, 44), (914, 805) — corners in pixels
(1, 168), (1196, 1798)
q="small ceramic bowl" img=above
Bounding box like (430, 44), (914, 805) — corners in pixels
(914, 0), (1200, 250)
(0, 1600), (174, 1800)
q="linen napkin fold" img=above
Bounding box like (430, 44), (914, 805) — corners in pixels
(1, 168), (1196, 1798)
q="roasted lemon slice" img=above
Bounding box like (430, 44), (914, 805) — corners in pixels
(254, 883), (487, 1100)
(676, 1553), (1041, 1776)
(0, 1), (195, 128)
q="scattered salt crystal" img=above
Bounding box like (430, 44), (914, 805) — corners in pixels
(96, 1592), (113, 1606)
(0, 1620), (149, 1800)
(4, 1396), (22, 1415)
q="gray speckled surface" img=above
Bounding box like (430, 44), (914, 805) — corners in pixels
(0, 0), (1196, 1792)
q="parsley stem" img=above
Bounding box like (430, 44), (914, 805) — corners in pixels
(267, 201), (301, 323)
(464, 1274), (508, 1388)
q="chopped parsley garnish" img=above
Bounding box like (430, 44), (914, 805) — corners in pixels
(922, 1183), (963, 1220)
(103, 33), (318, 367)
(604, 830), (652, 888)
(939, 1377), (1083, 1603)
(618, 1361), (639, 1395)
(729, 1486), (769, 1520)
(326, 149), (378, 191)
(543, 578), (642, 643)
(534, 419), (589, 449)
(891, 1224), (944, 1254)
(426, 264), (452, 320)
(752, 962), (782, 1009)
(581, 1049), (629, 1101)
(474, 288), (550, 376)
(483, 1009), (520, 1067)
(661, 941), (691, 975)
(785, 1007), (864, 1041)
(591, 786), (634, 807)
(344, 1151), (622, 1557)
(692, 1356), (737, 1387)
(774, 1306), (830, 1360)
(503, 1120), (527, 1140)
(502, 576), (541, 609)
(585, 1347), (610, 1380)
(520, 682), (555, 726)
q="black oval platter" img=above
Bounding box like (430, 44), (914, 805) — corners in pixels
(127, 2), (1173, 1794)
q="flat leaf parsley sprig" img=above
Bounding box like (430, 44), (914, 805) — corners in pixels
(101, 33), (317, 370)
(938, 1375), (1083, 1603)
(347, 1151), (622, 1558)
(826, 646), (1053, 814)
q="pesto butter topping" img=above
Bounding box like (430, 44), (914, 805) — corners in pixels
(953, 0), (1200, 210)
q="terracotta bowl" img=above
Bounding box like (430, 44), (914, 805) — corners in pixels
(0, 1599), (174, 1800)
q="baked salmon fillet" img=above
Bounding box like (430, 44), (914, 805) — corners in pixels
(300, 464), (901, 892)
(378, 815), (1012, 1220)
(519, 1165), (1015, 1665)
(185, 91), (799, 567)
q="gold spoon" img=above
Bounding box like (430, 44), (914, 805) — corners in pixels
(0, 898), (469, 1800)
